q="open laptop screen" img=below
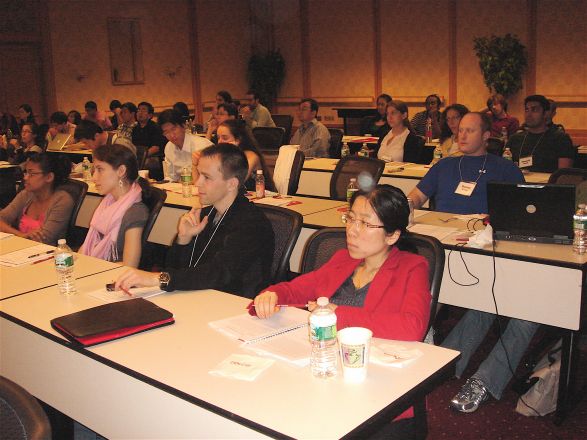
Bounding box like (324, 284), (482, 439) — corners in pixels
(487, 181), (575, 244)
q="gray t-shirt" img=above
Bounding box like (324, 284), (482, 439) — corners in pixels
(114, 202), (149, 261)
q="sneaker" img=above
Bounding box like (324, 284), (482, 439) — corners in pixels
(450, 378), (489, 413)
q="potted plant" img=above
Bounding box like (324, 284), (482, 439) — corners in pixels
(473, 33), (527, 97)
(247, 50), (286, 111)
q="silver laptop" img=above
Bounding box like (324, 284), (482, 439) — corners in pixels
(487, 182), (575, 245)
(46, 133), (72, 151)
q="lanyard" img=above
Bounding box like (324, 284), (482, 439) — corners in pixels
(458, 154), (488, 184)
(188, 205), (231, 268)
(519, 131), (546, 158)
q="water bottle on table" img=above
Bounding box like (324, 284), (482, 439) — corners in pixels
(255, 169), (265, 198)
(502, 147), (513, 161)
(55, 239), (76, 295)
(181, 166), (192, 197)
(573, 204), (587, 254)
(309, 297), (338, 378)
(341, 142), (350, 158)
(82, 157), (91, 181)
(346, 178), (358, 204)
(358, 143), (370, 158)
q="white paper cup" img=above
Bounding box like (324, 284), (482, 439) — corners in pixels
(138, 169), (149, 179)
(338, 327), (373, 382)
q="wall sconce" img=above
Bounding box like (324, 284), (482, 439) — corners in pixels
(76, 71), (89, 82)
(163, 66), (182, 79)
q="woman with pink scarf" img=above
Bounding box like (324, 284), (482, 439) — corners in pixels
(80, 144), (150, 267)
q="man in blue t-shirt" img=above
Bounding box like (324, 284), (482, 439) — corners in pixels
(409, 112), (539, 414)
(409, 112), (524, 213)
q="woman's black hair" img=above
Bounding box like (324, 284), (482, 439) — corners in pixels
(375, 94), (393, 120)
(219, 119), (276, 190)
(217, 103), (238, 118)
(350, 184), (409, 236)
(19, 104), (34, 122)
(27, 153), (72, 190)
(440, 103), (469, 142)
(172, 102), (190, 123)
(68, 110), (82, 125)
(93, 144), (152, 203)
(217, 90), (233, 103)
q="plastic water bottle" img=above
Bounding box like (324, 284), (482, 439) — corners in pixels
(502, 147), (513, 161)
(425, 117), (432, 143)
(82, 157), (91, 181)
(501, 126), (508, 144)
(309, 297), (338, 378)
(181, 166), (192, 197)
(358, 143), (369, 158)
(573, 204), (587, 254)
(341, 142), (350, 158)
(55, 239), (76, 295)
(432, 145), (442, 164)
(346, 177), (358, 204)
(255, 169), (265, 198)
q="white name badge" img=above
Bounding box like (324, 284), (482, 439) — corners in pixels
(519, 156), (533, 168)
(455, 181), (477, 196)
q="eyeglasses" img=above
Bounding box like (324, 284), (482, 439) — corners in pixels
(23, 170), (44, 176)
(341, 214), (385, 230)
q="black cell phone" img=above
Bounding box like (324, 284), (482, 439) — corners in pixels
(106, 283), (115, 291)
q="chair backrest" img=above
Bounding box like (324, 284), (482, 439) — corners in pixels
(397, 232), (445, 340)
(548, 167), (587, 185)
(487, 137), (505, 156)
(272, 114), (294, 143)
(300, 227), (347, 274)
(330, 156), (385, 201)
(268, 148), (305, 195)
(57, 178), (88, 244)
(135, 145), (147, 169)
(256, 204), (303, 283)
(253, 127), (285, 152)
(141, 185), (167, 244)
(0, 376), (51, 440)
(328, 128), (344, 158)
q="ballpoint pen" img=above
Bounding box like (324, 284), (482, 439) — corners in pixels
(28, 250), (55, 259)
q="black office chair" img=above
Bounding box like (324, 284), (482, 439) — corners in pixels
(330, 156), (385, 201)
(256, 204), (303, 283)
(0, 166), (20, 208)
(328, 128), (344, 158)
(487, 137), (505, 156)
(57, 178), (88, 247)
(135, 145), (147, 169)
(253, 127), (286, 153)
(138, 184), (167, 270)
(548, 167), (587, 185)
(300, 227), (347, 274)
(272, 114), (293, 143)
(0, 376), (51, 440)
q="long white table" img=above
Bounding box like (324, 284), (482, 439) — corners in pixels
(0, 262), (460, 439)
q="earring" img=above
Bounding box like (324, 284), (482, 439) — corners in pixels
(119, 179), (123, 188)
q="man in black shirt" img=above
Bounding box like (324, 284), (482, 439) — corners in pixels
(132, 101), (166, 180)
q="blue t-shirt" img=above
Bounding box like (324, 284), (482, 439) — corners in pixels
(417, 155), (524, 214)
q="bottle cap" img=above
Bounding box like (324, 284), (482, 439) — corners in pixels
(256, 169), (263, 174)
(58, 238), (66, 245)
(317, 297), (329, 307)
(350, 178), (356, 182)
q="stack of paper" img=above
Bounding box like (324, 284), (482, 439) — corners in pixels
(0, 244), (56, 267)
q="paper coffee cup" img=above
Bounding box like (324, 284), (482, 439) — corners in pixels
(338, 327), (373, 382)
(138, 170), (149, 179)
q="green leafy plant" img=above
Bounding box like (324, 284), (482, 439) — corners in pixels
(473, 34), (527, 97)
(247, 50), (286, 110)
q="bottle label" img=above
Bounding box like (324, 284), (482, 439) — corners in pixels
(346, 188), (358, 202)
(181, 174), (192, 183)
(55, 253), (74, 268)
(311, 324), (337, 342)
(256, 183), (265, 199)
(574, 219), (587, 230)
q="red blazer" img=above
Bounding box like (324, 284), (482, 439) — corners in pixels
(266, 246), (431, 341)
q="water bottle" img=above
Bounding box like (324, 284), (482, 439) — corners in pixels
(407, 197), (415, 227)
(502, 147), (513, 161)
(358, 143), (369, 158)
(82, 157), (91, 181)
(309, 297), (338, 378)
(501, 126), (508, 144)
(255, 169), (265, 198)
(181, 166), (192, 197)
(573, 204), (587, 254)
(432, 145), (442, 164)
(341, 142), (350, 158)
(346, 177), (358, 204)
(425, 117), (432, 143)
(55, 239), (76, 295)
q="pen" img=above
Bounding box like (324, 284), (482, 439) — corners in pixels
(28, 250), (55, 259)
(32, 256), (54, 264)
(250, 304), (308, 308)
(119, 286), (133, 297)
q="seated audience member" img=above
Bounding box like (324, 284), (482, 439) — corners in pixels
(67, 110), (82, 126)
(410, 94), (442, 138)
(408, 112), (524, 214)
(377, 100), (425, 163)
(486, 93), (519, 137)
(116, 102), (138, 141)
(46, 111), (75, 145)
(173, 101), (191, 124)
(0, 153), (74, 245)
(79, 144), (150, 267)
(439, 104), (469, 158)
(73, 120), (136, 154)
(17, 104), (36, 133)
(204, 90), (233, 132)
(290, 98), (330, 158)
(115, 144), (275, 298)
(109, 99), (122, 129)
(83, 101), (112, 130)
(507, 95), (574, 172)
(206, 102), (238, 142)
(1, 111), (19, 136)
(158, 109), (213, 182)
(214, 119), (275, 191)
(1, 123), (43, 165)
(240, 90), (276, 129)
(132, 101), (167, 180)
(254, 184), (430, 438)
(546, 98), (565, 132)
(360, 93), (392, 138)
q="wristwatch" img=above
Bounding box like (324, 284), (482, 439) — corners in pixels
(159, 272), (171, 289)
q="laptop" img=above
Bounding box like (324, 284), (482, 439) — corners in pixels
(46, 133), (72, 151)
(487, 182), (575, 245)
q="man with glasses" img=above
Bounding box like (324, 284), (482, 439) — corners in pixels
(290, 98), (330, 158)
(410, 94), (442, 139)
(158, 109), (213, 182)
(132, 102), (166, 180)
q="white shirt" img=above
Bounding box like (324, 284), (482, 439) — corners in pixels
(164, 133), (213, 181)
(377, 128), (409, 162)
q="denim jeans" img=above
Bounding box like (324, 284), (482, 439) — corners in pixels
(442, 309), (539, 399)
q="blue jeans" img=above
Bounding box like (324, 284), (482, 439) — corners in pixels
(442, 309), (539, 399)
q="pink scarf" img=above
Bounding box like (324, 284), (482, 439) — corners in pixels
(80, 182), (143, 261)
